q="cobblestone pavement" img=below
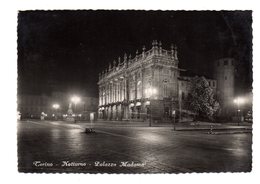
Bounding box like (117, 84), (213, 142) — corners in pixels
(17, 120), (252, 173)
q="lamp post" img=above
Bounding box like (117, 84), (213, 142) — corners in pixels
(146, 87), (157, 127)
(172, 110), (176, 130)
(71, 96), (81, 121)
(52, 103), (60, 120)
(233, 97), (244, 126)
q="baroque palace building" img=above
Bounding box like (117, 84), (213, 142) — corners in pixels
(98, 40), (226, 122)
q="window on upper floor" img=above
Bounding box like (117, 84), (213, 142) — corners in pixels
(164, 68), (169, 74)
(171, 70), (176, 78)
(182, 92), (185, 100)
(163, 81), (168, 97)
(136, 73), (141, 79)
(224, 60), (228, 65)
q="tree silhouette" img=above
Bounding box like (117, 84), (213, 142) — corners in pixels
(187, 76), (220, 121)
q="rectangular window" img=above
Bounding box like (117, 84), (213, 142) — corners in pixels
(224, 60), (228, 65)
(171, 71), (176, 77)
(163, 84), (168, 97)
(182, 92), (185, 100)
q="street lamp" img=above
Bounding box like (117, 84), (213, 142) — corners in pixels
(71, 96), (81, 117)
(52, 103), (60, 120)
(146, 87), (157, 127)
(172, 110), (176, 130)
(233, 97), (244, 125)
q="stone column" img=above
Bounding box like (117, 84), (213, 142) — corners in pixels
(107, 84), (110, 104)
(102, 85), (105, 105)
(119, 81), (122, 102)
(115, 82), (117, 102)
(112, 83), (114, 103)
(109, 83), (112, 103)
(151, 65), (155, 88)
(158, 66), (162, 98)
(111, 83), (113, 103)
(105, 83), (107, 105)
(141, 68), (144, 98)
(113, 82), (116, 102)
(124, 75), (129, 120)
(116, 82), (119, 102)
(103, 85), (106, 105)
(98, 87), (101, 106)
(106, 84), (108, 104)
(115, 83), (117, 102)
(119, 81), (121, 102)
(134, 73), (137, 100)
(100, 86), (102, 106)
(124, 77), (127, 101)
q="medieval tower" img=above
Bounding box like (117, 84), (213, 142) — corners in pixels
(214, 58), (235, 116)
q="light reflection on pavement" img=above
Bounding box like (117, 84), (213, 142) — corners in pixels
(18, 120), (252, 173)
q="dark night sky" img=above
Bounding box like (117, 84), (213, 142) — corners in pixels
(18, 10), (252, 97)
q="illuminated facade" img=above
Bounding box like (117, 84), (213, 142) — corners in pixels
(98, 40), (220, 121)
(98, 40), (185, 121)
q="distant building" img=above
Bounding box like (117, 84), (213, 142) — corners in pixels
(17, 92), (98, 120)
(17, 94), (50, 119)
(97, 40), (223, 121)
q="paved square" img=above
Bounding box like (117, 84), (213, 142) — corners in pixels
(17, 120), (252, 173)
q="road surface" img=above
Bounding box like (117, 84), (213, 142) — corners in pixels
(17, 120), (252, 173)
